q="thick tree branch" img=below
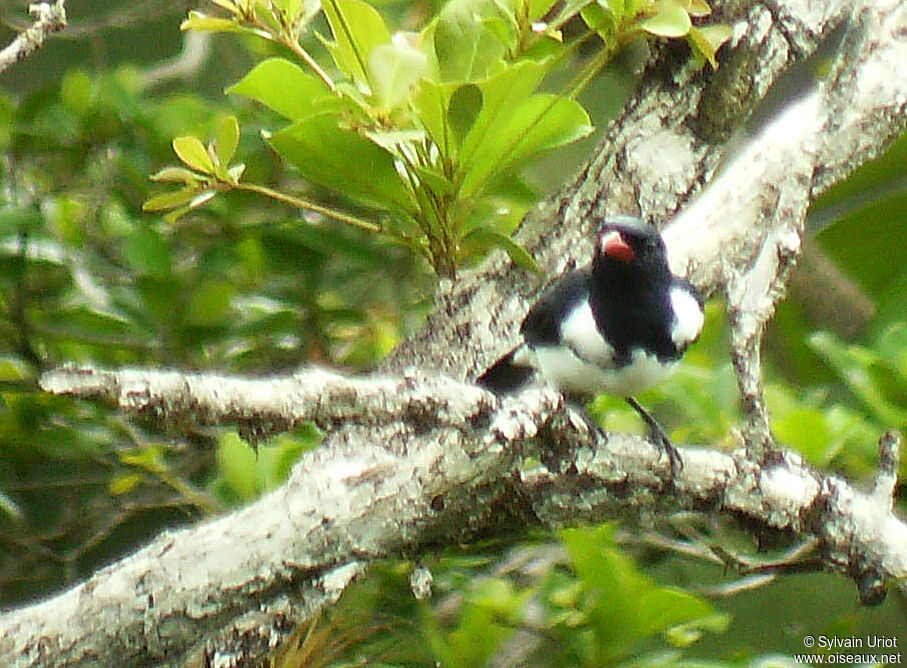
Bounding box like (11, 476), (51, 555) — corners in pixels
(2, 0), (906, 665)
(3, 377), (906, 666)
(0, 2), (66, 74)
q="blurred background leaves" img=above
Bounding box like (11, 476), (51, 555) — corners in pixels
(0, 0), (906, 665)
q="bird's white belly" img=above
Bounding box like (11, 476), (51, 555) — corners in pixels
(532, 346), (678, 396)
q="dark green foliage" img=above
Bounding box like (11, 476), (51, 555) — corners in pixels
(0, 55), (424, 604)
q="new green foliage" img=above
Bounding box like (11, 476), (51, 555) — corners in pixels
(148, 0), (730, 276)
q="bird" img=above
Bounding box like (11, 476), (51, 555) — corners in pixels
(477, 215), (704, 472)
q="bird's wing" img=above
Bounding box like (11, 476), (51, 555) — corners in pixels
(521, 268), (615, 367)
(520, 269), (590, 346)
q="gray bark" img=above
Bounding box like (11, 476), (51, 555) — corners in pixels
(1, 0), (906, 665)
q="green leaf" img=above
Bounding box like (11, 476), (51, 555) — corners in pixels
(635, 586), (714, 639)
(772, 406), (834, 463)
(687, 24), (733, 68)
(413, 79), (457, 158)
(431, 0), (511, 81)
(142, 186), (217, 222)
(120, 446), (167, 474)
(268, 112), (413, 212)
(180, 11), (246, 33)
(604, 0), (626, 17)
(142, 188), (198, 212)
(559, 524), (721, 659)
(581, 2), (618, 36)
(561, 525), (644, 652)
(162, 206), (193, 223)
(666, 613), (731, 647)
(227, 58), (337, 121)
(808, 332), (907, 425)
(110, 473), (143, 496)
(368, 42), (428, 110)
(483, 15), (518, 51)
(216, 433), (259, 501)
(214, 115), (240, 167)
(61, 69), (92, 114)
(528, 0), (561, 21)
(638, 0), (692, 38)
(878, 322), (907, 377)
(460, 92), (592, 199)
(321, 0), (391, 86)
(187, 280), (234, 325)
(554, 0), (598, 28)
(123, 225), (172, 277)
(45, 195), (85, 246)
(439, 579), (521, 668)
(150, 166), (203, 185)
(172, 135), (215, 174)
(256, 432), (317, 491)
(0, 356), (31, 382)
(414, 164), (455, 197)
(448, 83), (483, 146)
(460, 227), (540, 273)
(457, 60), (547, 171)
(680, 0), (711, 17)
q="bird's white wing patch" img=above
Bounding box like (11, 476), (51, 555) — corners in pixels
(559, 300), (614, 366)
(669, 286), (704, 347)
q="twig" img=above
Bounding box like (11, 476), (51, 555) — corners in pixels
(232, 182), (382, 233)
(873, 430), (902, 510)
(0, 2), (67, 74)
(38, 365), (497, 441)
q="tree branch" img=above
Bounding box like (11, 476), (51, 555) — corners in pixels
(2, 0), (906, 665)
(38, 365), (496, 441)
(3, 377), (906, 666)
(0, 2), (66, 74)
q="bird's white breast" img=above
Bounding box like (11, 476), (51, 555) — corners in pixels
(531, 346), (678, 396)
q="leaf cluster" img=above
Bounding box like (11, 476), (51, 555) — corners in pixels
(150, 0), (732, 276)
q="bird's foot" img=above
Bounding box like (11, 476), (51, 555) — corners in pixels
(625, 396), (683, 476)
(648, 423), (683, 477)
(571, 402), (604, 438)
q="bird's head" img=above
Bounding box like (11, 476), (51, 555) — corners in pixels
(593, 216), (669, 276)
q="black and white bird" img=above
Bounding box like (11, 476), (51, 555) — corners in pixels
(478, 215), (704, 471)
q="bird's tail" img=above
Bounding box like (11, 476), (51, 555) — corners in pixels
(477, 346), (534, 394)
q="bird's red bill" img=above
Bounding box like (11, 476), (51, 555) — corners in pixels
(603, 231), (635, 263)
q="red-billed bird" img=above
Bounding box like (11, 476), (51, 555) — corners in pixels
(478, 216), (704, 472)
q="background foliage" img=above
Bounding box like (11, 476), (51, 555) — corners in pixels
(0, 0), (905, 665)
